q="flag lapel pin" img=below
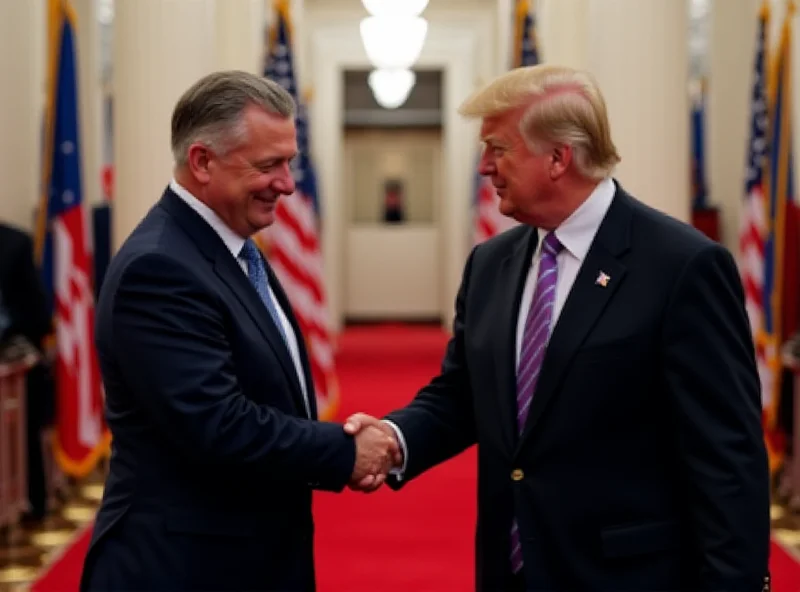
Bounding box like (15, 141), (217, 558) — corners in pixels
(595, 271), (611, 287)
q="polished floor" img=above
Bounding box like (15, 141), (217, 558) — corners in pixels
(0, 473), (103, 591)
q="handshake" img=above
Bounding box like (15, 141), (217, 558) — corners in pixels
(343, 413), (403, 492)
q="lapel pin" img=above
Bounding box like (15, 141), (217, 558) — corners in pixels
(595, 271), (611, 287)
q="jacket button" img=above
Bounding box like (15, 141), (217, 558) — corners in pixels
(511, 469), (524, 481)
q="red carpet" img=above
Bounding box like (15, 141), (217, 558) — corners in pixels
(29, 324), (800, 590)
(313, 324), (475, 591)
(30, 522), (92, 591)
(771, 539), (800, 592)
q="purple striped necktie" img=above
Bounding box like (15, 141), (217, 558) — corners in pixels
(510, 232), (563, 574)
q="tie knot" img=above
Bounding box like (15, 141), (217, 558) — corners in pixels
(542, 232), (563, 256)
(239, 239), (260, 264)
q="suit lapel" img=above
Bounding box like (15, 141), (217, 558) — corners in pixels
(493, 227), (538, 448)
(516, 188), (634, 452)
(213, 253), (307, 415)
(159, 188), (307, 416)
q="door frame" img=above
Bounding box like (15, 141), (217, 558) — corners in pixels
(309, 16), (482, 333)
(342, 127), (444, 322)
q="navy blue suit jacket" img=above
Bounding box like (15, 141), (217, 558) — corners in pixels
(386, 184), (771, 590)
(81, 188), (355, 591)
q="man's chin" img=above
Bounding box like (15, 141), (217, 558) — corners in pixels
(497, 199), (516, 218)
(249, 212), (276, 233)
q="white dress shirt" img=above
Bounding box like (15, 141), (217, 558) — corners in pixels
(515, 177), (616, 365)
(169, 179), (311, 417)
(390, 177), (616, 479)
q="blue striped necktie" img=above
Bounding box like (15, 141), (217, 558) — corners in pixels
(238, 239), (289, 345)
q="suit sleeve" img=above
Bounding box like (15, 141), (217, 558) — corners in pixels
(385, 249), (478, 486)
(110, 253), (355, 492)
(662, 243), (771, 589)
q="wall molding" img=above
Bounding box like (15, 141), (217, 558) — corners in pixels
(309, 15), (483, 331)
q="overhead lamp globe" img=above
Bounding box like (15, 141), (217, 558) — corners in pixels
(359, 15), (428, 70)
(361, 0), (429, 17)
(368, 69), (416, 109)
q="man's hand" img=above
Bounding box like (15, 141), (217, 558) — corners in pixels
(344, 413), (403, 492)
(348, 422), (398, 492)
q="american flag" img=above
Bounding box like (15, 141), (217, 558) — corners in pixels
(34, 0), (108, 477)
(739, 2), (769, 359)
(257, 0), (339, 421)
(473, 0), (539, 245)
(758, 0), (799, 473)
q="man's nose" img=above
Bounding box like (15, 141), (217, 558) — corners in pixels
(275, 163), (296, 195)
(478, 153), (496, 176)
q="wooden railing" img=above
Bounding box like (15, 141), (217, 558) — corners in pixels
(0, 339), (38, 530)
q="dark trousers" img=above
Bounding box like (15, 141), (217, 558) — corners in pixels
(25, 363), (53, 518)
(507, 570), (527, 591)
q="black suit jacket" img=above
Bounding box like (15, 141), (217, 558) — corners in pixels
(80, 189), (356, 592)
(0, 223), (54, 427)
(0, 223), (51, 347)
(386, 185), (771, 590)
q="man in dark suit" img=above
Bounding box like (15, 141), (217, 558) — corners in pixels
(80, 71), (398, 592)
(0, 222), (53, 521)
(346, 65), (771, 590)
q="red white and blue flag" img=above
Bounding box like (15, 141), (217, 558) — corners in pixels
(758, 1), (798, 472)
(35, 0), (108, 478)
(258, 0), (340, 421)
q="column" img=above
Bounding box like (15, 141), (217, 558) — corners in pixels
(73, 0), (104, 208)
(215, 0), (265, 73)
(708, 0), (760, 252)
(586, 0), (690, 222)
(289, 0), (308, 93)
(537, 0), (589, 69)
(496, 0), (514, 74)
(112, 0), (215, 250)
(0, 0), (44, 231)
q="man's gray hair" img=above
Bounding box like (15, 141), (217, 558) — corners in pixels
(171, 70), (296, 165)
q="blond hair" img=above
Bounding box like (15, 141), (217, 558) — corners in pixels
(459, 64), (620, 179)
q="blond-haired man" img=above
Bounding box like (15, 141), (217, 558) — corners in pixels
(346, 65), (771, 590)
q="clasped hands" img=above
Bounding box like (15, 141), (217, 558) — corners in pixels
(343, 413), (402, 492)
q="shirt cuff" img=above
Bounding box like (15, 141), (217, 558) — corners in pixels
(382, 419), (408, 480)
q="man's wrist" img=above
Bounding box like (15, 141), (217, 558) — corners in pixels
(381, 419), (408, 477)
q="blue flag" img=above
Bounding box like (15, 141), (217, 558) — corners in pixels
(34, 0), (108, 478)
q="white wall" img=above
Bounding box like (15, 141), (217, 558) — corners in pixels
(708, 0), (759, 251)
(73, 0), (104, 211)
(537, 0), (589, 69)
(0, 0), (44, 231)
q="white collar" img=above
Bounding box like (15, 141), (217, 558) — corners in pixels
(169, 178), (246, 259)
(538, 177), (616, 262)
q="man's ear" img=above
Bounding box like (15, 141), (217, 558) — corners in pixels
(550, 144), (573, 180)
(185, 143), (212, 184)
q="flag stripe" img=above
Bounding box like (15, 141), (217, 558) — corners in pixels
(740, 1), (798, 474)
(35, 0), (109, 478)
